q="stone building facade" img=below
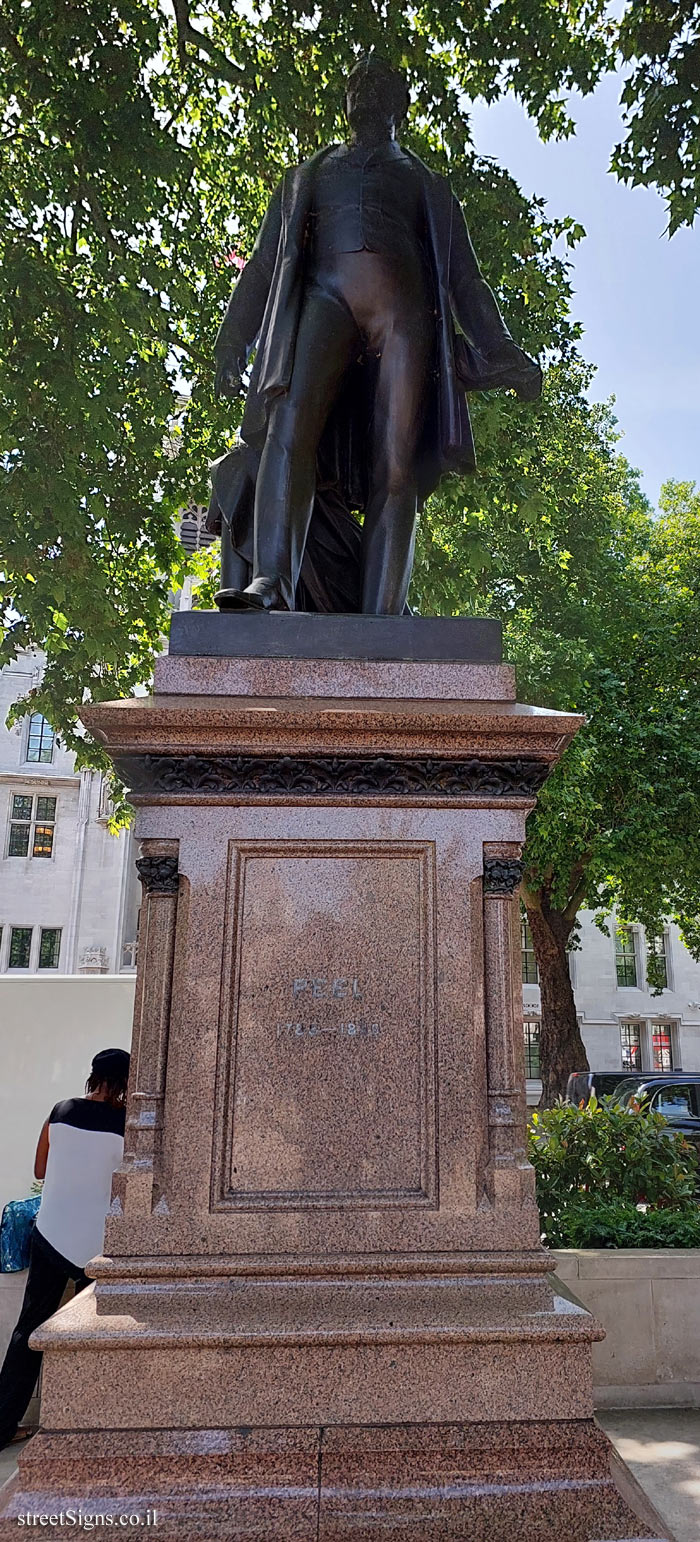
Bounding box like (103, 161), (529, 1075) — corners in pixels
(522, 911), (700, 1095)
(0, 650), (139, 977)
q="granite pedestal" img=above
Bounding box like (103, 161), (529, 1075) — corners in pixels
(0, 618), (670, 1539)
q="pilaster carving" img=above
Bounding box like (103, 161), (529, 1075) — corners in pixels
(483, 856), (524, 896)
(112, 840), (180, 1227)
(482, 844), (533, 1207)
(136, 852), (180, 894)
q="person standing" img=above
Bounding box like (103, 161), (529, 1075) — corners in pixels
(0, 1047), (130, 1450)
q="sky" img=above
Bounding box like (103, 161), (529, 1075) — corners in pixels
(470, 74), (700, 507)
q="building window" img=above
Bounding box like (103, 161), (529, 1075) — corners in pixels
(8, 927), (32, 969)
(647, 933), (668, 989)
(620, 1021), (642, 1071)
(652, 1022), (675, 1072)
(38, 928), (61, 969)
(178, 504), (217, 554)
(8, 795), (32, 855)
(523, 1019), (541, 1078)
(7, 794), (56, 858)
(521, 915), (539, 984)
(25, 713), (55, 764)
(615, 926), (639, 988)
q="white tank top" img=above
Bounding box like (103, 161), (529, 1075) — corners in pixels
(36, 1097), (125, 1269)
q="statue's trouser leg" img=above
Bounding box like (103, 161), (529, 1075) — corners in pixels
(253, 289), (360, 609)
(361, 318), (433, 614)
(220, 529), (251, 592)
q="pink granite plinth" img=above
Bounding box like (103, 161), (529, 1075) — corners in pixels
(0, 647), (666, 1539)
(29, 1273), (599, 1431)
(0, 1422), (668, 1540)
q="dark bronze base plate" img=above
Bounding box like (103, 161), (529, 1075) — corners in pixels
(168, 610), (503, 662)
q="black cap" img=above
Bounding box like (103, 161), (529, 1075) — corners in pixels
(91, 1048), (130, 1078)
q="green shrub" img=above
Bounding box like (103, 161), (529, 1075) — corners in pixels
(541, 1196), (700, 1248)
(528, 1097), (698, 1247)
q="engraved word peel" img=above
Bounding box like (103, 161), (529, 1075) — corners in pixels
(292, 976), (363, 1000)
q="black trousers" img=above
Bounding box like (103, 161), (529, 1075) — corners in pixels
(0, 1227), (88, 1448)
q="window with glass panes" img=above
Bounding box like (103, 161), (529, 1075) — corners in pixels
(652, 1022), (675, 1072)
(38, 928), (61, 969)
(620, 1021), (642, 1071)
(25, 713), (55, 764)
(523, 1019), (541, 1078)
(615, 926), (638, 988)
(7, 794), (56, 857)
(8, 927), (32, 968)
(652, 1083), (693, 1118)
(647, 934), (668, 989)
(521, 915), (539, 984)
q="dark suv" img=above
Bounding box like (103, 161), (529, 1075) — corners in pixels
(589, 1072), (638, 1099)
(612, 1073), (700, 1167)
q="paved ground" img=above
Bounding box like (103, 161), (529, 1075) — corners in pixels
(0, 1440), (20, 1489)
(600, 1409), (700, 1542)
(1, 1411), (699, 1537)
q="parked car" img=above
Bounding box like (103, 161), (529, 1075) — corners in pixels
(590, 1072), (639, 1100)
(614, 1073), (700, 1169)
(566, 1072), (639, 1102)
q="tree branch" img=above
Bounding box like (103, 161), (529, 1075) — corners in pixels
(562, 874), (590, 928)
(151, 329), (210, 369)
(78, 181), (120, 254)
(562, 855), (592, 926)
(171, 0), (243, 84)
(520, 879), (542, 913)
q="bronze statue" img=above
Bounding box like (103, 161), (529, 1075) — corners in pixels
(210, 54), (541, 615)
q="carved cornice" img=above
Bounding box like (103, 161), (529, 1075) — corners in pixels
(117, 753), (550, 801)
(483, 856), (524, 896)
(136, 853), (180, 895)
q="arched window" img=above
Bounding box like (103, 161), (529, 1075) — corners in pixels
(25, 713), (55, 764)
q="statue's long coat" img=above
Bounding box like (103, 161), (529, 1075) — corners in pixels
(215, 146), (540, 513)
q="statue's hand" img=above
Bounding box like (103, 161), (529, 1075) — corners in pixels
(514, 361), (542, 403)
(214, 359), (242, 402)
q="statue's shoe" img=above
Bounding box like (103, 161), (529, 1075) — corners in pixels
(215, 579), (285, 612)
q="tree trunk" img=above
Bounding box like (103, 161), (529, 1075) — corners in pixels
(526, 901), (589, 1106)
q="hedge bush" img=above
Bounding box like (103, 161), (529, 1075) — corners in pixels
(540, 1196), (700, 1249)
(528, 1096), (699, 1248)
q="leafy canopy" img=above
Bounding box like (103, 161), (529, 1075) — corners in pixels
(519, 481), (700, 960)
(613, 0), (700, 233)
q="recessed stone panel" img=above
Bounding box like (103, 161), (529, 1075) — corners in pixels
(212, 841), (437, 1209)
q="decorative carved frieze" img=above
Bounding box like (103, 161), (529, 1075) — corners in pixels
(483, 856), (524, 896)
(117, 753), (550, 801)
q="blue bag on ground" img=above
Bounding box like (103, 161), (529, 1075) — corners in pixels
(0, 1196), (41, 1271)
